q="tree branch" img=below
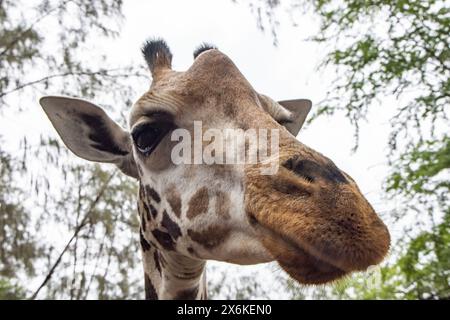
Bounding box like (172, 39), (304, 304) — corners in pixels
(29, 170), (116, 300)
(0, 68), (146, 99)
(0, 0), (74, 57)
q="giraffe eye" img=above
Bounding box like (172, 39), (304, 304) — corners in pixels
(132, 122), (171, 155)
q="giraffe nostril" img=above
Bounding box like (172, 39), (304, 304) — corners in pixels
(282, 156), (348, 184)
(248, 214), (258, 226)
(283, 157), (317, 183)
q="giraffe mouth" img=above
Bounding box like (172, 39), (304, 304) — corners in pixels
(273, 237), (347, 285)
(250, 216), (347, 284)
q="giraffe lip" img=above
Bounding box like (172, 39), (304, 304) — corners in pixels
(250, 216), (347, 284)
(274, 238), (347, 285)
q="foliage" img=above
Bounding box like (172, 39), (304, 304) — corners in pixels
(0, 0), (146, 299)
(0, 150), (42, 279)
(387, 137), (449, 198)
(207, 264), (279, 299)
(337, 136), (450, 300)
(331, 212), (449, 300)
(0, 0), (144, 108)
(248, 0), (450, 299)
(1, 142), (143, 299)
(0, 278), (25, 299)
(34, 162), (142, 300)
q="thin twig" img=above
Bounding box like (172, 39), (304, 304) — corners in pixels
(29, 170), (116, 300)
(0, 68), (146, 98)
(82, 233), (107, 299)
(0, 0), (75, 57)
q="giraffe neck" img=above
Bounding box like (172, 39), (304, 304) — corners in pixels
(141, 236), (208, 300)
(136, 178), (214, 300)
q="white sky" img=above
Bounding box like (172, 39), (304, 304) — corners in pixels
(1, 0), (405, 299)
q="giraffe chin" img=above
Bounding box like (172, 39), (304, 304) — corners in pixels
(261, 233), (348, 285)
(251, 220), (349, 285)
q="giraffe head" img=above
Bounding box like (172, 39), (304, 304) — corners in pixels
(40, 39), (390, 287)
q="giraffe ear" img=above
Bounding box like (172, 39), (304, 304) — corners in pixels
(39, 96), (138, 178)
(258, 94), (312, 137)
(277, 99), (312, 137)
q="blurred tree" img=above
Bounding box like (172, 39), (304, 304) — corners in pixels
(0, 0), (146, 299)
(1, 137), (143, 299)
(0, 150), (43, 282)
(331, 138), (450, 299)
(0, 277), (25, 299)
(206, 264), (280, 299)
(331, 214), (449, 299)
(247, 0), (449, 299)
(29, 159), (142, 299)
(0, 0), (144, 107)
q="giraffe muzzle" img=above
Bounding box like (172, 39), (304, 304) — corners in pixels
(245, 148), (391, 285)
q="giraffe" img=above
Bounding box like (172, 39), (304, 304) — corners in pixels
(39, 39), (390, 300)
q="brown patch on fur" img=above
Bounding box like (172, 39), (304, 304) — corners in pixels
(140, 184), (157, 220)
(141, 213), (146, 231)
(148, 202), (158, 219)
(144, 273), (158, 300)
(153, 251), (161, 275)
(139, 183), (145, 199)
(161, 210), (182, 239)
(139, 200), (147, 231)
(151, 229), (175, 251)
(159, 252), (167, 268)
(140, 231), (151, 252)
(187, 247), (198, 257)
(186, 187), (209, 219)
(174, 286), (199, 300)
(166, 185), (182, 218)
(187, 226), (230, 249)
(142, 201), (152, 221)
(145, 185), (161, 203)
(215, 191), (231, 219)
